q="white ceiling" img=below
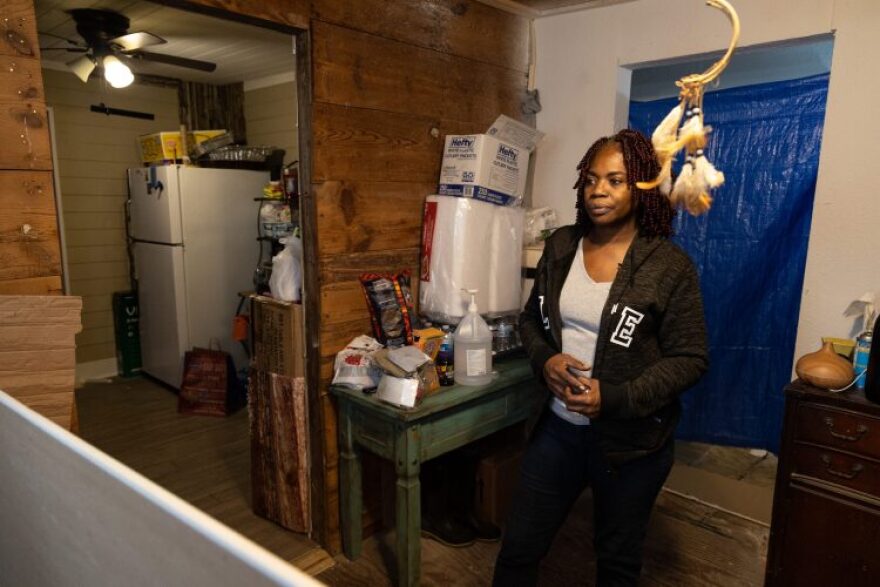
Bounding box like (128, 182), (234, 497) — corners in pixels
(35, 0), (295, 85)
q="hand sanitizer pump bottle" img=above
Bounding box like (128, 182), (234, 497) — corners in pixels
(454, 290), (494, 386)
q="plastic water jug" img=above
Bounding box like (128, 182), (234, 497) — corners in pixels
(454, 290), (493, 386)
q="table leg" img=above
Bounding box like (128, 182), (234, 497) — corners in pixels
(395, 425), (421, 587)
(339, 403), (362, 560)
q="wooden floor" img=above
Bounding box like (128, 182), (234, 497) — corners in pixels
(76, 376), (775, 586)
(318, 442), (775, 586)
(75, 376), (332, 576)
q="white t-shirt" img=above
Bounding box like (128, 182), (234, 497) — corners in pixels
(550, 239), (612, 425)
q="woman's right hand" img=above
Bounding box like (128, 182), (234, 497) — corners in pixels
(543, 353), (591, 400)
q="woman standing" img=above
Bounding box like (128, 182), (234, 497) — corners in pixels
(493, 129), (708, 586)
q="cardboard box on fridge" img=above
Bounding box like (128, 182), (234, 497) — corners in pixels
(138, 130), (226, 164)
(250, 295), (304, 378)
(438, 115), (544, 207)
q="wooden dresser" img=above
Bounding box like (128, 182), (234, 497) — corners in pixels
(765, 381), (880, 586)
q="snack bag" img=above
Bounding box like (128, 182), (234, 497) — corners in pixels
(359, 271), (415, 347)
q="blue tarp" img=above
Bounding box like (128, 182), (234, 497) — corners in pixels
(629, 73), (830, 452)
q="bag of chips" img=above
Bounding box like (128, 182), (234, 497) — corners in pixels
(359, 271), (415, 348)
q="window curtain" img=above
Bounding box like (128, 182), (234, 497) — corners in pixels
(178, 81), (246, 143)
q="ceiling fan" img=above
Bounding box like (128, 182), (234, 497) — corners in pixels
(40, 8), (217, 88)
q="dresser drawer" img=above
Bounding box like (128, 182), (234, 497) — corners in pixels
(796, 404), (880, 460)
(792, 443), (880, 499)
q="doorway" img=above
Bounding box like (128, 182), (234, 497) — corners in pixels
(627, 36), (834, 452)
(35, 0), (322, 571)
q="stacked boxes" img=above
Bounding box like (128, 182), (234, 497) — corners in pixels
(248, 295), (310, 533)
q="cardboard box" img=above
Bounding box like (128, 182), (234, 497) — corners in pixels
(138, 130), (226, 164)
(414, 327), (445, 361)
(474, 445), (525, 527)
(438, 134), (530, 206)
(251, 296), (304, 378)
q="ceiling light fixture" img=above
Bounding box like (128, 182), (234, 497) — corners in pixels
(102, 55), (134, 88)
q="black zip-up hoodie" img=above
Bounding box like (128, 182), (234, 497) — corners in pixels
(520, 225), (709, 464)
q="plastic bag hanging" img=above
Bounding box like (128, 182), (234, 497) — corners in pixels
(637, 0), (741, 216)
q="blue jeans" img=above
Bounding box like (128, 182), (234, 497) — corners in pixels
(493, 412), (674, 586)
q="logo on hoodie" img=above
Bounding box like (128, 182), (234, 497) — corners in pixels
(610, 306), (644, 348)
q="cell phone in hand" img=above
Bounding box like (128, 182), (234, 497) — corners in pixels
(567, 366), (590, 394)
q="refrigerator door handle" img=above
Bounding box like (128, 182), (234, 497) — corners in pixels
(147, 166), (164, 197)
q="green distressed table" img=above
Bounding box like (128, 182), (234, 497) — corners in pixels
(330, 358), (540, 587)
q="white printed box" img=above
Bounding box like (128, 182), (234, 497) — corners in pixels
(438, 134), (530, 206)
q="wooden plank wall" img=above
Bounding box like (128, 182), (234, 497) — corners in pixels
(171, 0), (529, 553)
(308, 0), (529, 552)
(0, 0), (62, 295)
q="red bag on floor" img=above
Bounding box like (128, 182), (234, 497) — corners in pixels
(178, 346), (244, 417)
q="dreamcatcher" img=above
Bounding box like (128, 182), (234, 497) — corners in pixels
(637, 0), (741, 215)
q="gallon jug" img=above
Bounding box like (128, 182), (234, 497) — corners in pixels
(454, 290), (493, 386)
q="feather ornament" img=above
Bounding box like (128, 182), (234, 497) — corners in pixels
(694, 151), (725, 188)
(637, 103), (684, 193)
(631, 0), (739, 216)
(671, 158), (714, 215)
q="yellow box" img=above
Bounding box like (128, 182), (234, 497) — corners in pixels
(414, 327), (445, 361)
(138, 130), (226, 164)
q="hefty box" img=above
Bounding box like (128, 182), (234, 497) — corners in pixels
(438, 134), (529, 206)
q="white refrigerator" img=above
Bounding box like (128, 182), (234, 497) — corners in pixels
(128, 165), (268, 389)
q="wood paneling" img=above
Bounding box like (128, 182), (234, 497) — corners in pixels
(164, 0), (310, 31)
(0, 170), (61, 280)
(319, 248), (421, 285)
(1, 0), (41, 60)
(313, 20), (526, 123)
(0, 0), (58, 293)
(0, 53), (50, 170)
(315, 180), (432, 256)
(0, 275), (62, 295)
(312, 102), (443, 184)
(311, 0), (529, 73)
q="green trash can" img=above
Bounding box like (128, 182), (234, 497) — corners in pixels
(113, 291), (142, 378)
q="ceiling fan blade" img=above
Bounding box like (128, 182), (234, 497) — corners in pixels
(67, 55), (96, 83)
(40, 47), (89, 52)
(130, 51), (216, 72)
(110, 31), (166, 52)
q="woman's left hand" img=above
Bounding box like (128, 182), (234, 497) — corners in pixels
(562, 378), (601, 419)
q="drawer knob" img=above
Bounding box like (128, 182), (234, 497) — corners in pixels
(820, 454), (864, 480)
(823, 416), (868, 442)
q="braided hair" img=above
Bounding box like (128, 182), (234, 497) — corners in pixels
(573, 129), (675, 238)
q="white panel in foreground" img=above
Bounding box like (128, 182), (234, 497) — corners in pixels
(0, 390), (324, 587)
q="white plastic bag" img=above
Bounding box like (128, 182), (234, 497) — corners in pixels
(269, 235), (302, 302)
(524, 207), (559, 246)
(332, 335), (384, 390)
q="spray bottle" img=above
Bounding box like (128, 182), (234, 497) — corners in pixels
(849, 292), (877, 391)
(454, 289), (493, 386)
